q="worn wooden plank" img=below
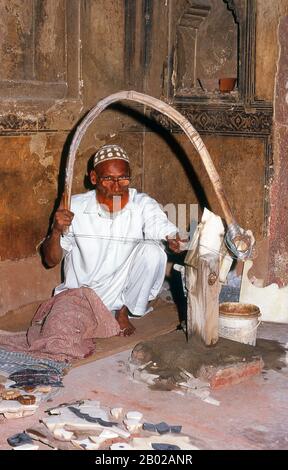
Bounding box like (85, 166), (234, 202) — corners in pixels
(186, 255), (220, 345)
(72, 300), (179, 368)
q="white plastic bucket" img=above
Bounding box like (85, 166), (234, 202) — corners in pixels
(219, 302), (261, 346)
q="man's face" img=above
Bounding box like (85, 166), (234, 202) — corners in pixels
(90, 159), (131, 199)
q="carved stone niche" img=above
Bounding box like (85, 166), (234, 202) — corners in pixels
(170, 0), (247, 103)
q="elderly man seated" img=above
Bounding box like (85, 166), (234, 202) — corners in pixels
(42, 144), (185, 337)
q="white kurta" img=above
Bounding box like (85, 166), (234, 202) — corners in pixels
(54, 189), (178, 314)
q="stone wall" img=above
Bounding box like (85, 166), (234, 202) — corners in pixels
(0, 0), (287, 317)
(255, 0), (288, 101)
(0, 0), (145, 316)
(144, 0), (272, 240)
(268, 16), (288, 286)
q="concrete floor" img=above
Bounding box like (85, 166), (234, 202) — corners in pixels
(0, 321), (287, 450)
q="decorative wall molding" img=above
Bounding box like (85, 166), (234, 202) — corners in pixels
(150, 104), (273, 137)
(0, 113), (46, 132)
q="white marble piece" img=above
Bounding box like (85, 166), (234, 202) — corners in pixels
(75, 400), (109, 420)
(65, 422), (130, 439)
(110, 407), (123, 419)
(0, 399), (39, 419)
(198, 208), (224, 258)
(104, 426), (130, 439)
(78, 400), (101, 409)
(13, 443), (39, 451)
(48, 408), (61, 415)
(123, 419), (142, 433)
(5, 410), (36, 419)
(90, 429), (120, 444)
(178, 372), (209, 390)
(190, 388), (210, 400)
(126, 411), (143, 421)
(185, 208), (224, 266)
(134, 370), (159, 385)
(240, 260), (288, 323)
(178, 382), (211, 401)
(179, 368), (194, 379)
(79, 407), (109, 420)
(43, 406), (130, 438)
(53, 428), (74, 441)
(203, 396), (220, 406)
(71, 438), (100, 450)
(43, 407), (101, 432)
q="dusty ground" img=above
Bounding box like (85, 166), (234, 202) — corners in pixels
(130, 329), (286, 383)
(0, 321), (287, 450)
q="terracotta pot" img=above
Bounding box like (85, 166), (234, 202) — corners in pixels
(219, 77), (237, 92)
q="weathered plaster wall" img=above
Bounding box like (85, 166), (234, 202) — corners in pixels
(1, 0), (287, 317)
(145, 0), (287, 297)
(0, 133), (66, 260)
(0, 132), (68, 316)
(268, 16), (288, 286)
(255, 3), (288, 287)
(0, 0), (145, 316)
(256, 0), (288, 101)
(0, 257), (60, 317)
(82, 0), (126, 107)
(143, 132), (266, 240)
(144, 0), (268, 240)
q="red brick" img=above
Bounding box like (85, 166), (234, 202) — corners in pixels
(199, 358), (264, 389)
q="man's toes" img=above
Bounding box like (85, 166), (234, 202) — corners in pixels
(124, 326), (135, 336)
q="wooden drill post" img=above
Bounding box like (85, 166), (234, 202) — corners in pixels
(186, 254), (220, 345)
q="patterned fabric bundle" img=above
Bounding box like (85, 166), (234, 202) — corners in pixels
(9, 368), (64, 388)
(0, 287), (120, 362)
(0, 348), (67, 375)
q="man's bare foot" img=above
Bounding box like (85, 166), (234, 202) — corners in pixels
(115, 306), (136, 336)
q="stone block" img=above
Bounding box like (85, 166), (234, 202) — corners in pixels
(199, 358), (264, 390)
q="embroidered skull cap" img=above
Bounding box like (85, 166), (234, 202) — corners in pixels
(93, 145), (130, 168)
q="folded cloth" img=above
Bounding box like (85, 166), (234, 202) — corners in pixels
(0, 287), (120, 362)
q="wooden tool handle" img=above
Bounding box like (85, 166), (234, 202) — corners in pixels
(62, 187), (69, 211)
(62, 187), (70, 235)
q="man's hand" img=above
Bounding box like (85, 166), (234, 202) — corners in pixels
(166, 233), (188, 253)
(52, 196), (74, 235)
(52, 208), (74, 234)
(41, 196), (74, 268)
